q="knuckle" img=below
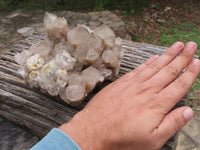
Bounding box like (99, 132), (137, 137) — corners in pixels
(136, 83), (151, 94)
(165, 49), (175, 57)
(146, 95), (161, 109)
(147, 100), (163, 110)
(175, 78), (187, 88)
(169, 113), (183, 133)
(187, 63), (198, 73)
(144, 59), (152, 67)
(181, 50), (192, 58)
(149, 63), (160, 72)
(167, 65), (179, 76)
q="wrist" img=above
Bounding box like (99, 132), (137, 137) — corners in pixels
(59, 111), (107, 150)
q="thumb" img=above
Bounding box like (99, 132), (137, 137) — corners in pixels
(156, 107), (194, 144)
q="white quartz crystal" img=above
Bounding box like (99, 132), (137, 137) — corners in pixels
(18, 67), (28, 78)
(72, 61), (83, 72)
(114, 37), (122, 47)
(44, 12), (68, 42)
(27, 70), (41, 88)
(92, 57), (105, 69)
(15, 12), (123, 105)
(81, 66), (100, 92)
(59, 87), (69, 102)
(40, 60), (58, 81)
(55, 69), (68, 87)
(51, 42), (67, 56)
(15, 50), (33, 66)
(66, 85), (85, 103)
(104, 37), (114, 49)
(75, 43), (90, 64)
(112, 46), (121, 58)
(29, 41), (52, 57)
(67, 25), (91, 46)
(25, 54), (45, 72)
(102, 49), (118, 68)
(99, 68), (113, 82)
(55, 51), (76, 70)
(94, 24), (115, 40)
(86, 48), (100, 64)
(68, 74), (85, 88)
(87, 35), (103, 54)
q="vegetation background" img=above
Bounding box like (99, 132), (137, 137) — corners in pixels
(0, 0), (148, 12)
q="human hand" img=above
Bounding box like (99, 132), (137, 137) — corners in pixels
(59, 42), (200, 150)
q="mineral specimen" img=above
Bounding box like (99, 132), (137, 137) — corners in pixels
(67, 25), (92, 46)
(14, 12), (123, 105)
(44, 12), (68, 42)
(25, 54), (45, 72)
(102, 49), (118, 68)
(81, 66), (100, 92)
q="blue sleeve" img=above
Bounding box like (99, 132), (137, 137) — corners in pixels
(30, 128), (81, 150)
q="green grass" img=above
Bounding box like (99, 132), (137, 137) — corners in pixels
(95, 0), (104, 11)
(191, 74), (200, 92)
(159, 23), (200, 49)
(3, 35), (8, 39)
(144, 35), (152, 42)
(185, 5), (194, 11)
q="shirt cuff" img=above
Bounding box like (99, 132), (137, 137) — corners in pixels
(30, 128), (81, 150)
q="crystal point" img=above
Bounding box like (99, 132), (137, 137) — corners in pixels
(75, 43), (90, 64)
(44, 12), (68, 42)
(102, 49), (118, 67)
(94, 24), (115, 40)
(25, 54), (45, 72)
(67, 25), (91, 46)
(81, 66), (100, 92)
(86, 48), (100, 63)
(66, 85), (85, 103)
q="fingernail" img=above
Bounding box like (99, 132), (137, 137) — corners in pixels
(193, 59), (200, 72)
(152, 55), (159, 60)
(185, 42), (197, 50)
(171, 42), (184, 51)
(183, 108), (194, 121)
(193, 59), (200, 65)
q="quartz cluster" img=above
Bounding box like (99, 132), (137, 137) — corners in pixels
(15, 12), (123, 105)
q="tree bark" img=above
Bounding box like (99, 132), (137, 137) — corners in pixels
(0, 28), (189, 149)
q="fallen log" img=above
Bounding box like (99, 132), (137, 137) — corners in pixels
(0, 28), (188, 149)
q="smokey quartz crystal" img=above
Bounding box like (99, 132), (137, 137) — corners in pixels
(14, 12), (123, 105)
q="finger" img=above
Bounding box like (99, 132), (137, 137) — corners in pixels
(157, 58), (200, 112)
(147, 42), (197, 92)
(154, 107), (194, 145)
(119, 55), (159, 82)
(137, 42), (184, 82)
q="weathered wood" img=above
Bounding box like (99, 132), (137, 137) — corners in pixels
(0, 28), (190, 149)
(0, 116), (39, 150)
